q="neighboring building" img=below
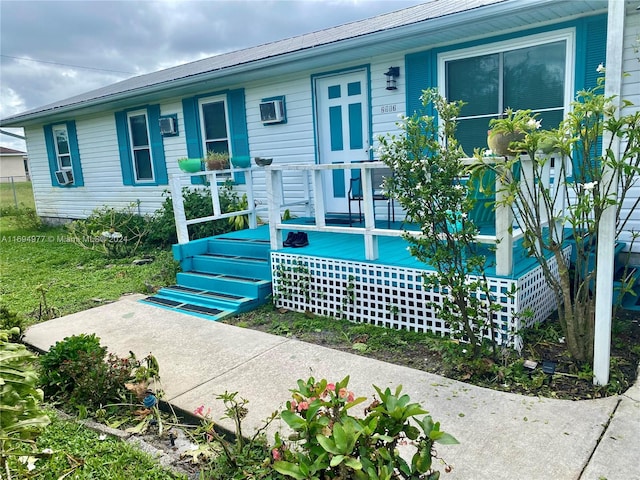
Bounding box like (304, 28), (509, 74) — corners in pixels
(0, 0), (637, 240)
(0, 146), (29, 182)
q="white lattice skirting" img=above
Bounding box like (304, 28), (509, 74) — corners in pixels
(271, 247), (570, 349)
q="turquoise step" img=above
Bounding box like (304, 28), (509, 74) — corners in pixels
(145, 234), (272, 321)
(155, 285), (253, 310)
(177, 271), (271, 298)
(191, 254), (271, 279)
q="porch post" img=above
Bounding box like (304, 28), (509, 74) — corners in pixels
(594, 0), (624, 386)
(495, 173), (513, 276)
(313, 169), (326, 228)
(169, 174), (189, 244)
(361, 166), (379, 260)
(246, 168), (258, 229)
(266, 167), (283, 250)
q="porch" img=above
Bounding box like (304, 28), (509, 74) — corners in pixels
(141, 160), (580, 348)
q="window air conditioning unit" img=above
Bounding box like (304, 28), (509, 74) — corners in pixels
(259, 99), (285, 124)
(55, 169), (74, 185)
(159, 116), (178, 136)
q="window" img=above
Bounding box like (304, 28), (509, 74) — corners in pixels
(439, 30), (574, 155)
(44, 121), (84, 187)
(127, 111), (154, 182)
(52, 124), (72, 169)
(114, 105), (168, 186)
(199, 96), (231, 157)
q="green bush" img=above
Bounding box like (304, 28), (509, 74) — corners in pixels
(146, 183), (248, 249)
(273, 376), (457, 480)
(39, 334), (135, 411)
(66, 204), (149, 258)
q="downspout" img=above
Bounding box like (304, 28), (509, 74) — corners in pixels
(593, 0), (625, 386)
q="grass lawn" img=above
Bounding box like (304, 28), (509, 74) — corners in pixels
(0, 215), (178, 325)
(0, 180), (35, 209)
(5, 412), (186, 479)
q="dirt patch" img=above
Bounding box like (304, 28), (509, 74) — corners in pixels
(224, 306), (640, 400)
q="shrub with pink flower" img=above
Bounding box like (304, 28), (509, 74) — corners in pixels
(273, 375), (457, 479)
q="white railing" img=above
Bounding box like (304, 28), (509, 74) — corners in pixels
(170, 158), (561, 277)
(170, 168), (258, 244)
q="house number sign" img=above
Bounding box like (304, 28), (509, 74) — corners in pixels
(380, 104), (397, 114)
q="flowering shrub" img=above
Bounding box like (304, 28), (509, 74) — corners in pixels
(378, 89), (504, 356)
(273, 376), (457, 479)
(474, 70), (640, 363)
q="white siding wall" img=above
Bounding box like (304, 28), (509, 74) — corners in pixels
(244, 53), (407, 217)
(619, 9), (640, 253)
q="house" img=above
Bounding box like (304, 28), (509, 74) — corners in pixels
(1, 1), (638, 342)
(0, 146), (29, 182)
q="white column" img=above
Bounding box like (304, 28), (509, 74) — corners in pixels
(495, 170), (513, 276)
(266, 168), (283, 250)
(594, 0), (624, 386)
(170, 174), (189, 244)
(361, 166), (379, 260)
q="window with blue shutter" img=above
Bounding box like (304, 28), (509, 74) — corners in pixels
(115, 104), (168, 186)
(44, 120), (84, 187)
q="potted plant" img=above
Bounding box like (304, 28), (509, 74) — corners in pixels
(177, 157), (203, 173)
(205, 151), (230, 170)
(487, 108), (540, 156)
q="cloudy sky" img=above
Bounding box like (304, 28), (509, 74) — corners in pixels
(0, 0), (423, 151)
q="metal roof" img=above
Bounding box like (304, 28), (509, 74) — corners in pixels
(1, 0), (609, 126)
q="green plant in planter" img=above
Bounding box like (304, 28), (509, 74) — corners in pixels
(205, 151), (230, 170)
(487, 108), (541, 156)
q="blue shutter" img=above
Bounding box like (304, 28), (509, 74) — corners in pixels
(182, 97), (205, 185)
(147, 104), (168, 185)
(405, 50), (433, 116)
(227, 88), (249, 184)
(43, 125), (60, 187)
(583, 17), (607, 91)
(66, 121), (84, 187)
(182, 97), (202, 159)
(115, 111), (134, 185)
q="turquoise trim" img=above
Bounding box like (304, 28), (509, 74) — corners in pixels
(66, 121), (84, 186)
(43, 125), (58, 187)
(227, 88), (249, 184)
(348, 102), (363, 150)
(115, 105), (167, 186)
(332, 162), (345, 198)
(405, 50), (433, 117)
(347, 81), (361, 96)
(43, 121), (84, 188)
(147, 104), (168, 185)
(115, 111), (134, 185)
(328, 85), (341, 99)
(329, 106), (343, 151)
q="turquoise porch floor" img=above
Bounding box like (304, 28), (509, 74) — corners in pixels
(216, 218), (544, 279)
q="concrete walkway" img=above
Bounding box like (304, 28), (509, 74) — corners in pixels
(24, 295), (639, 480)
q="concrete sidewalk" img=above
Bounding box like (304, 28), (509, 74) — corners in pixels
(24, 295), (639, 480)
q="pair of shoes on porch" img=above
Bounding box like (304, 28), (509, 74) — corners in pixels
(283, 231), (309, 248)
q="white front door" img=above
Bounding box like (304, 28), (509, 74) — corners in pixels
(315, 70), (370, 213)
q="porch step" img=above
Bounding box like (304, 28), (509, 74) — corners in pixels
(142, 234), (272, 320)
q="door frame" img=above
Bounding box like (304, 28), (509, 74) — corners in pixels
(311, 65), (373, 213)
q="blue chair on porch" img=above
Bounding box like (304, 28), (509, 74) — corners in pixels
(348, 166), (395, 227)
